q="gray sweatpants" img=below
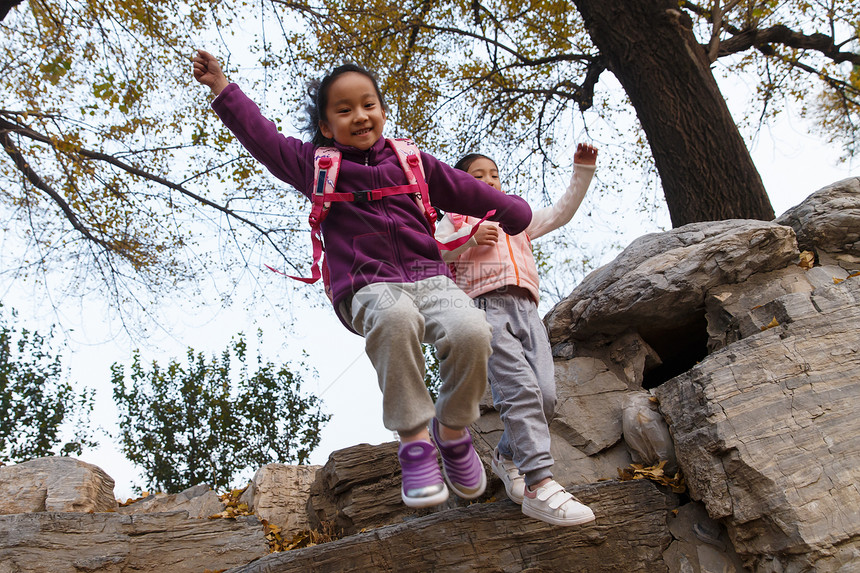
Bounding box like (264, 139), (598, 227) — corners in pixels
(477, 287), (555, 487)
(348, 276), (493, 435)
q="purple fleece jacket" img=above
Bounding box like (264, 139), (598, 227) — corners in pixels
(211, 83), (532, 326)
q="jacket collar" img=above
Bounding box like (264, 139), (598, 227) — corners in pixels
(334, 136), (387, 164)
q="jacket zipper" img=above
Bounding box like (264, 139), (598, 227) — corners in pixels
(368, 147), (407, 280)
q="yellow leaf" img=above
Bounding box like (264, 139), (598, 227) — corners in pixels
(618, 461), (686, 493)
(797, 250), (814, 270)
(761, 317), (779, 331)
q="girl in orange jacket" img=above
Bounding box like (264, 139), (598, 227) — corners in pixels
(435, 143), (598, 526)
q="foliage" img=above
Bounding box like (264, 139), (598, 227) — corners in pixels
(0, 303), (95, 462)
(276, 0), (858, 152)
(811, 22), (860, 161)
(263, 0), (858, 214)
(0, 1), (313, 334)
(617, 460), (686, 493)
(111, 330), (330, 493)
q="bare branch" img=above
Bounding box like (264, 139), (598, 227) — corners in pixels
(718, 24), (860, 65)
(774, 54), (860, 106)
(706, 0), (744, 63)
(0, 129), (115, 253)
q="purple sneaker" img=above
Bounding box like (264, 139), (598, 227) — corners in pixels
(397, 439), (449, 508)
(430, 419), (487, 500)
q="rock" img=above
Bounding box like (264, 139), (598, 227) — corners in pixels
(537, 183), (860, 571)
(549, 439), (632, 487)
(117, 484), (225, 518)
(622, 390), (677, 475)
(5, 179), (860, 572)
(545, 220), (799, 344)
(655, 277), (860, 572)
(609, 331), (664, 386)
(306, 441), (402, 535)
(775, 176), (860, 270)
(551, 355), (630, 455)
(804, 264), (850, 290)
(0, 457), (117, 514)
(472, 343), (640, 491)
(471, 408), (631, 490)
(0, 511), (267, 572)
(663, 501), (748, 573)
(228, 479), (678, 573)
(240, 463), (320, 535)
(704, 264), (814, 352)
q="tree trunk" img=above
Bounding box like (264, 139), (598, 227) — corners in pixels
(572, 0), (775, 227)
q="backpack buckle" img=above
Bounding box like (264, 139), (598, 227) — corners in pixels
(352, 190), (371, 202)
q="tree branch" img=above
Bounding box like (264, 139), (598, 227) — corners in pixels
(718, 24), (860, 65)
(706, 0), (743, 63)
(0, 115), (299, 270)
(0, 129), (115, 253)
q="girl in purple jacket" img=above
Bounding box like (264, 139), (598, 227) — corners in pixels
(192, 50), (532, 508)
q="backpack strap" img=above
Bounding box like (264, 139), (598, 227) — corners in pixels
(388, 138), (437, 231)
(277, 147), (342, 285)
(436, 211), (497, 251)
(387, 138), (496, 250)
(311, 147), (341, 220)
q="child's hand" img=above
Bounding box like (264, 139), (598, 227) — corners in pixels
(574, 143), (598, 166)
(473, 224), (499, 246)
(193, 49), (229, 95)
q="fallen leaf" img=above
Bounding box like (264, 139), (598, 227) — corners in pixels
(618, 461), (686, 493)
(211, 485), (253, 519)
(761, 317), (779, 331)
(797, 251), (814, 270)
(833, 271), (859, 283)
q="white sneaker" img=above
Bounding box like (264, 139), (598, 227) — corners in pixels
(522, 480), (595, 526)
(491, 447), (525, 504)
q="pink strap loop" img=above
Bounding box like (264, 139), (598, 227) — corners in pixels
(437, 210), (496, 251)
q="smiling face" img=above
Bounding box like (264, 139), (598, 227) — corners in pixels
(465, 156), (502, 192)
(319, 72), (386, 150)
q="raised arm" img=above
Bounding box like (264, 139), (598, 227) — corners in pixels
(207, 77), (314, 195)
(192, 49), (230, 96)
(525, 143), (597, 240)
(423, 155), (531, 237)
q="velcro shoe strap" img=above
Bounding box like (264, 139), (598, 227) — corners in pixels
(536, 481), (565, 501)
(548, 490), (576, 510)
(538, 482), (575, 510)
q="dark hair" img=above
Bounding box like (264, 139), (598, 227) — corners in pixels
(304, 63), (388, 146)
(453, 153), (497, 173)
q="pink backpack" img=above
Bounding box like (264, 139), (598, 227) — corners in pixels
(266, 137), (495, 298)
(267, 138), (437, 299)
